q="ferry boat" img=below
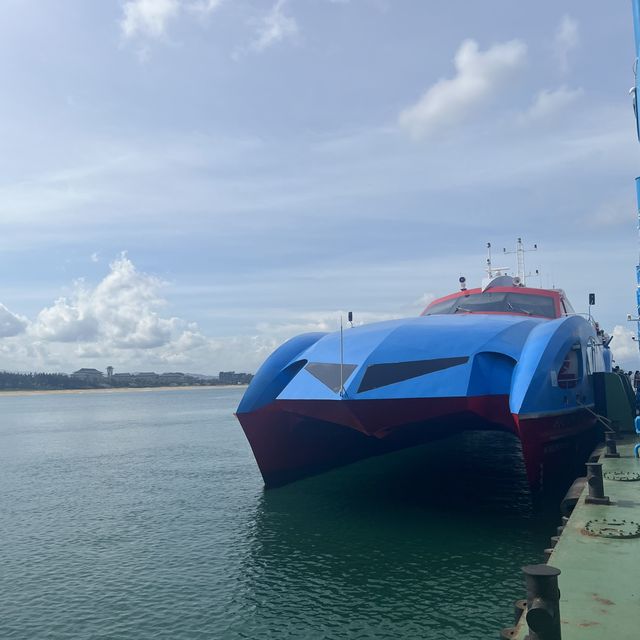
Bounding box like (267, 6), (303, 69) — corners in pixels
(236, 242), (612, 491)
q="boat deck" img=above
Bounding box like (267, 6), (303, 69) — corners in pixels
(511, 438), (640, 639)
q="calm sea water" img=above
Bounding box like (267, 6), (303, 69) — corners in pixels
(0, 387), (562, 639)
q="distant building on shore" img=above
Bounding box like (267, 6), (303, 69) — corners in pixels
(110, 371), (194, 386)
(71, 368), (104, 383)
(134, 372), (159, 385)
(159, 372), (188, 385)
(219, 371), (253, 385)
(111, 373), (132, 384)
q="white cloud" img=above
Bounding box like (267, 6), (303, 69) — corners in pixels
(251, 0), (298, 52)
(0, 254), (248, 373)
(121, 0), (223, 40)
(121, 0), (180, 39)
(611, 325), (640, 370)
(0, 304), (28, 338)
(33, 287), (100, 343)
(398, 39), (527, 139)
(555, 15), (579, 73)
(519, 86), (583, 123)
(31, 254), (196, 351)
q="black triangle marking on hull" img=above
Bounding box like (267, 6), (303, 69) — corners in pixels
(305, 362), (358, 392)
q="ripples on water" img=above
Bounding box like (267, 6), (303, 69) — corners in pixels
(0, 388), (564, 639)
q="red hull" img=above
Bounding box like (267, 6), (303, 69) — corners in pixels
(237, 396), (600, 491)
(514, 410), (599, 491)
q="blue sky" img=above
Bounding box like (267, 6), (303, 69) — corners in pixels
(1, 0), (640, 374)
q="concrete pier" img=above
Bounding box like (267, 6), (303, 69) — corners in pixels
(511, 439), (640, 639)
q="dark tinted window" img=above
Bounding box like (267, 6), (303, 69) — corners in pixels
(358, 357), (469, 392)
(422, 298), (458, 315)
(424, 291), (556, 318)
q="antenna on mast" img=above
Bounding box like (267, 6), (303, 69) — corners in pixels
(503, 238), (538, 285)
(485, 242), (508, 279)
(486, 242), (492, 279)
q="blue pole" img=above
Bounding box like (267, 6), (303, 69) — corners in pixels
(636, 179), (640, 347)
(632, 2), (640, 348)
(633, 0), (640, 57)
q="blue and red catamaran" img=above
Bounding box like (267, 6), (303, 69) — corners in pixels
(237, 242), (612, 492)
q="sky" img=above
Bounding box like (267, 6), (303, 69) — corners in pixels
(2, 0), (640, 374)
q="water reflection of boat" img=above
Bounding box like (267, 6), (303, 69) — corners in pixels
(239, 433), (556, 639)
(237, 245), (612, 492)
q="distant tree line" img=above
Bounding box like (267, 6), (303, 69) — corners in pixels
(0, 370), (253, 391)
(0, 372), (94, 391)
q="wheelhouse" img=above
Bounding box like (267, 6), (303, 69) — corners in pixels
(422, 285), (573, 320)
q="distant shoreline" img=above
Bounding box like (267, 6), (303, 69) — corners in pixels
(0, 385), (247, 397)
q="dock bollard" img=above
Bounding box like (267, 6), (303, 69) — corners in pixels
(549, 536), (560, 548)
(522, 564), (562, 640)
(585, 462), (611, 505)
(604, 432), (620, 458)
